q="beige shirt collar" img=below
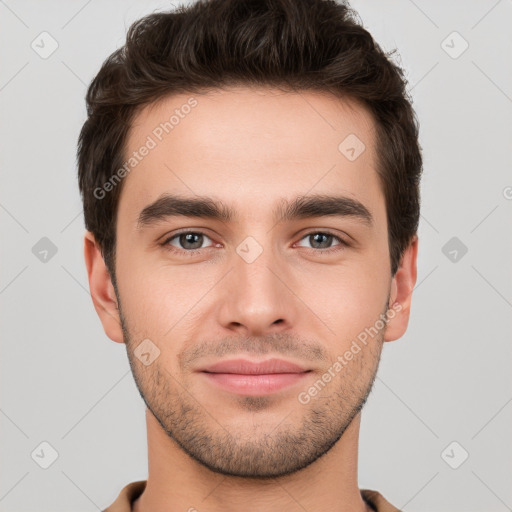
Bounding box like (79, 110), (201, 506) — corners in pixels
(102, 480), (403, 512)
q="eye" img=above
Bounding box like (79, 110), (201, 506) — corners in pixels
(161, 231), (215, 253)
(295, 231), (348, 253)
(160, 229), (349, 257)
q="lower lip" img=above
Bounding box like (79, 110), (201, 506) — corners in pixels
(201, 372), (310, 395)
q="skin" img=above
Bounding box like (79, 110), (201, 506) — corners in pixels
(84, 86), (418, 512)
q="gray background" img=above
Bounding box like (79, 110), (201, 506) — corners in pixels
(1, 0), (511, 510)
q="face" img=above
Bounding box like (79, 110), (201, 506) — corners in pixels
(88, 86), (414, 478)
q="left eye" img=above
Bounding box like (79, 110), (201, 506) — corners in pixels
(296, 232), (344, 250)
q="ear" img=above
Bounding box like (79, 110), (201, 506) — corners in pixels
(384, 234), (418, 342)
(83, 230), (124, 344)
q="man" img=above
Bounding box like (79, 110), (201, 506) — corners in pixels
(79, 0), (421, 510)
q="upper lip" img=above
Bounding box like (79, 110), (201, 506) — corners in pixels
(200, 358), (310, 374)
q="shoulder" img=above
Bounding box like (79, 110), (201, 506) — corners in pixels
(360, 488), (403, 512)
(102, 480), (147, 512)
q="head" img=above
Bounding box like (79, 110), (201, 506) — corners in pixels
(80, 0), (421, 478)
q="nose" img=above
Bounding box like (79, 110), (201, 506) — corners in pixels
(217, 239), (300, 337)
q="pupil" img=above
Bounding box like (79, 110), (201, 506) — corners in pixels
(312, 233), (331, 248)
(181, 233), (202, 249)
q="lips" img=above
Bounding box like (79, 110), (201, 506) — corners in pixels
(198, 358), (311, 395)
(200, 358), (309, 375)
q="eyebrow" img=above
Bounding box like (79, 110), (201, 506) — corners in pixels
(136, 193), (374, 230)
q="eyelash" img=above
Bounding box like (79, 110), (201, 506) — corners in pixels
(160, 230), (349, 256)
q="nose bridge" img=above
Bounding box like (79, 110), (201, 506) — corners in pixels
(234, 233), (282, 303)
(219, 233), (295, 334)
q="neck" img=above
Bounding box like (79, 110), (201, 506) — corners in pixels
(133, 408), (372, 512)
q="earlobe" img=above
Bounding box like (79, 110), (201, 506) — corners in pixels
(83, 230), (125, 344)
(384, 234), (419, 342)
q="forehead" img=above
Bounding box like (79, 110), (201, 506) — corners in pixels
(119, 86), (382, 225)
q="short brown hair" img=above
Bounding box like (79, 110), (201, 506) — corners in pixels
(77, 0), (422, 282)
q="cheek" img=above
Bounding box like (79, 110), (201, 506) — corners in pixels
(300, 259), (389, 343)
(118, 262), (214, 347)
(117, 242), (191, 320)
